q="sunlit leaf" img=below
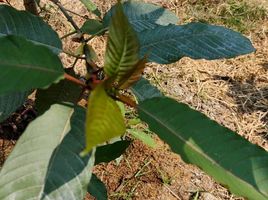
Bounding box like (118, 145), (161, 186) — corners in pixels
(0, 105), (95, 199)
(103, 1), (179, 32)
(104, 2), (139, 83)
(81, 84), (126, 155)
(0, 5), (62, 53)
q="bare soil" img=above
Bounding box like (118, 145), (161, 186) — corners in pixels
(0, 0), (268, 200)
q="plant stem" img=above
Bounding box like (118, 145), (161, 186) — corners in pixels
(64, 73), (87, 87)
(50, 0), (81, 32)
(116, 94), (137, 108)
(60, 30), (77, 40)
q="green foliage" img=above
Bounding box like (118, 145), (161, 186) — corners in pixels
(0, 105), (95, 199)
(0, 1), (263, 200)
(79, 0), (101, 17)
(138, 22), (255, 64)
(82, 84), (126, 155)
(35, 70), (82, 115)
(0, 91), (29, 122)
(81, 19), (104, 35)
(95, 140), (131, 165)
(104, 2), (140, 84)
(0, 36), (64, 94)
(88, 174), (108, 200)
(0, 5), (62, 53)
(136, 87), (268, 199)
(103, 1), (179, 32)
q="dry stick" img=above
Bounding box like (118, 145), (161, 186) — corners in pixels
(60, 30), (77, 40)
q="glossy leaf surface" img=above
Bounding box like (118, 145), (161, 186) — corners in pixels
(0, 36), (64, 94)
(0, 5), (62, 53)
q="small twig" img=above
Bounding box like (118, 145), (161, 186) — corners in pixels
(115, 94), (137, 108)
(60, 30), (77, 40)
(50, 0), (80, 32)
(84, 27), (109, 42)
(64, 8), (88, 19)
(64, 73), (87, 87)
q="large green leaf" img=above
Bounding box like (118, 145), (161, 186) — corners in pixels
(88, 174), (107, 200)
(0, 36), (64, 94)
(136, 84), (268, 200)
(0, 104), (95, 200)
(0, 91), (29, 122)
(35, 71), (82, 115)
(0, 5), (62, 53)
(138, 22), (255, 64)
(103, 1), (179, 32)
(104, 2), (139, 82)
(131, 77), (163, 102)
(81, 84), (126, 155)
(95, 140), (131, 165)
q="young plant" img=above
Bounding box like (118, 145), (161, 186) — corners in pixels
(0, 1), (267, 200)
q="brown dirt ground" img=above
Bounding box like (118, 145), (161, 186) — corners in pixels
(1, 0), (268, 200)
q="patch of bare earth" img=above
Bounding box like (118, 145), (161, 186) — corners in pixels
(1, 0), (268, 200)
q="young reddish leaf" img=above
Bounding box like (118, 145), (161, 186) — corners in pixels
(118, 58), (147, 89)
(104, 2), (139, 82)
(81, 84), (126, 156)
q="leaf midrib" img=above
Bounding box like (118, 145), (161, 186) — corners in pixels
(138, 103), (266, 197)
(0, 61), (62, 74)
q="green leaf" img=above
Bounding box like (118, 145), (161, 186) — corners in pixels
(80, 0), (101, 17)
(138, 95), (268, 200)
(81, 84), (126, 155)
(35, 76), (82, 115)
(0, 5), (62, 53)
(128, 130), (156, 148)
(103, 1), (179, 32)
(81, 19), (105, 35)
(0, 36), (64, 94)
(131, 77), (163, 102)
(104, 2), (139, 82)
(95, 140), (131, 165)
(0, 105), (95, 200)
(138, 22), (255, 64)
(0, 91), (29, 122)
(88, 174), (107, 200)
